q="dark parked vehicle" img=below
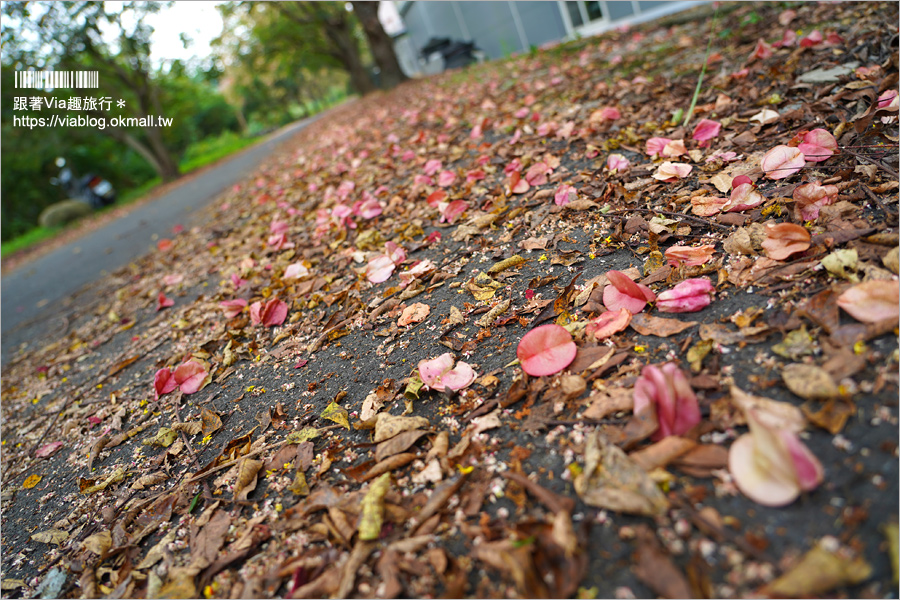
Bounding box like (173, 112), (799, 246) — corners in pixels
(39, 157), (117, 228)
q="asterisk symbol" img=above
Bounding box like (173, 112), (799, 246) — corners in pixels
(117, 99), (125, 108)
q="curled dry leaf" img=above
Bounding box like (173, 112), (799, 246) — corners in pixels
(836, 280), (900, 323)
(417, 353), (476, 392)
(633, 362), (701, 441)
(761, 222), (811, 260)
(782, 363), (840, 401)
(516, 324), (577, 377)
(656, 278), (715, 313)
(761, 145), (806, 180)
(729, 407), (824, 507)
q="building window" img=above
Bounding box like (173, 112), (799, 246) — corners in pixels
(584, 1), (604, 21)
(566, 1), (584, 27)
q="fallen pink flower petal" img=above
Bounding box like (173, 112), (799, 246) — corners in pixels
(163, 274), (184, 286)
(398, 302), (430, 326)
(367, 255), (396, 284)
(836, 280), (900, 324)
(284, 262), (310, 280)
(731, 174), (753, 189)
(437, 170), (457, 187)
(691, 118), (721, 143)
(646, 137), (672, 158)
(706, 151), (738, 163)
(772, 29), (797, 48)
(633, 362), (701, 441)
(652, 161), (692, 182)
(554, 184), (577, 207)
(798, 129), (837, 163)
(267, 232), (294, 250)
(156, 292), (174, 312)
(270, 220), (289, 235)
(665, 245), (716, 267)
(761, 145), (806, 179)
(517, 324), (577, 377)
(173, 360), (209, 395)
(219, 298), (248, 318)
(793, 181), (839, 220)
(586, 308), (632, 340)
(606, 154), (630, 172)
(589, 106), (621, 123)
(507, 171), (530, 195)
(799, 29), (823, 47)
(423, 159), (442, 176)
(656, 278), (715, 313)
(399, 259), (436, 285)
(154, 367), (176, 399)
(525, 162), (551, 186)
(761, 222), (811, 260)
(35, 441), (64, 458)
(723, 183), (766, 212)
(750, 38), (774, 61)
(250, 298), (288, 326)
(418, 353), (476, 392)
(691, 195), (728, 216)
(661, 139), (687, 158)
(877, 89), (899, 111)
(603, 270), (656, 314)
(385, 241), (407, 264)
(729, 407), (824, 507)
(439, 199), (468, 224)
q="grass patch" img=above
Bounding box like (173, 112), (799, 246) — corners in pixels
(1, 225), (64, 256)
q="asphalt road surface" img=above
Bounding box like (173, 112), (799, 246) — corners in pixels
(1, 113), (324, 365)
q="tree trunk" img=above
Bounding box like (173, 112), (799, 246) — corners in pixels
(351, 1), (408, 89)
(325, 19), (376, 95)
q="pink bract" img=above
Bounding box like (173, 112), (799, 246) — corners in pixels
(691, 119), (722, 143)
(554, 184), (577, 206)
(418, 353), (476, 392)
(154, 367), (177, 399)
(723, 183), (765, 212)
(793, 182), (838, 220)
(219, 298), (248, 318)
(284, 262), (310, 279)
(664, 245), (716, 267)
(586, 308), (632, 340)
(603, 270), (656, 314)
(366, 255), (396, 283)
(652, 162), (692, 182)
(646, 137), (671, 157)
(606, 154), (630, 172)
(632, 363), (701, 441)
(173, 360), (208, 395)
(437, 170), (457, 187)
(156, 292), (174, 312)
(836, 280), (900, 324)
(656, 278), (715, 313)
(761, 145), (806, 179)
(516, 324), (577, 377)
(250, 298), (288, 326)
(797, 129), (837, 163)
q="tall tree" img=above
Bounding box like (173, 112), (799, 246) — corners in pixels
(270, 2), (376, 96)
(350, 1), (407, 89)
(2, 1), (182, 181)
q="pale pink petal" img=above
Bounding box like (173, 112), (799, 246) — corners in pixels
(437, 170), (457, 187)
(554, 184), (577, 207)
(656, 278), (715, 313)
(586, 308), (632, 340)
(424, 159), (442, 176)
(750, 38), (773, 61)
(778, 429), (825, 491)
(35, 441), (64, 458)
(607, 154), (630, 172)
(646, 137), (671, 158)
(665, 245), (716, 267)
(661, 139), (687, 158)
(173, 360), (208, 395)
(692, 119), (722, 142)
(761, 145), (806, 179)
(723, 183), (765, 212)
(418, 353), (455, 391)
(219, 298), (248, 318)
(793, 182), (839, 220)
(525, 162), (551, 186)
(397, 302), (430, 326)
(798, 129), (837, 163)
(836, 280), (900, 323)
(440, 361), (477, 391)
(633, 363), (701, 441)
(653, 162), (692, 182)
(516, 324), (577, 377)
(440, 200), (468, 224)
(249, 301), (263, 325)
(163, 274), (184, 286)
(385, 241), (407, 264)
(284, 262), (310, 279)
(366, 255), (395, 283)
(799, 30), (823, 47)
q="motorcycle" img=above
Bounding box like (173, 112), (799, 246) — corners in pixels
(39, 157), (117, 228)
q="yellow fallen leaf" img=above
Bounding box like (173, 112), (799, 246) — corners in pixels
(487, 255), (526, 274)
(321, 401), (350, 430)
(763, 540), (872, 597)
(31, 529), (68, 545)
(358, 473), (391, 541)
(286, 427), (319, 444)
(22, 474), (41, 489)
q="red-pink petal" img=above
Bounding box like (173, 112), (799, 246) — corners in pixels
(723, 183), (765, 212)
(261, 298), (288, 326)
(797, 128), (837, 163)
(761, 145), (806, 179)
(35, 441), (64, 458)
(836, 280), (900, 323)
(156, 292), (174, 312)
(793, 182), (838, 220)
(586, 308), (632, 340)
(516, 324), (577, 377)
(554, 184), (577, 206)
(656, 278), (715, 313)
(219, 298), (248, 319)
(665, 245), (716, 267)
(646, 137), (671, 157)
(437, 170), (457, 187)
(440, 200), (468, 224)
(154, 368), (176, 399)
(173, 360), (208, 395)
(691, 119), (721, 142)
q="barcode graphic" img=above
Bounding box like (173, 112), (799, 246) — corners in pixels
(14, 71), (99, 89)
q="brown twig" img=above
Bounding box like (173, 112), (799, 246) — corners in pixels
(604, 208), (732, 231)
(844, 147), (900, 179)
